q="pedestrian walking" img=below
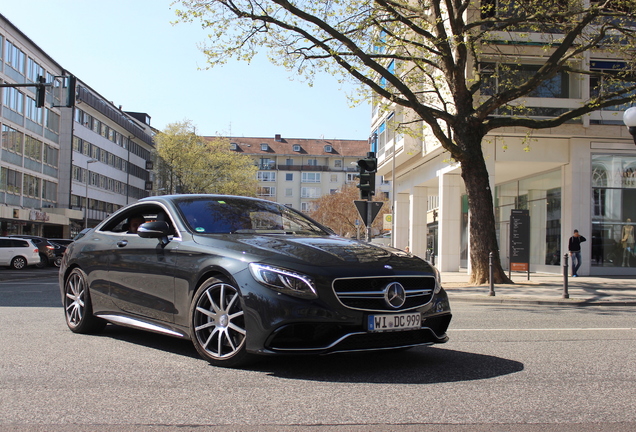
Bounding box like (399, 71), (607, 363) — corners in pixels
(568, 229), (587, 277)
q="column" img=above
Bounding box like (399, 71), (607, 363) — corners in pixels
(394, 193), (410, 250)
(438, 173), (462, 271)
(409, 186), (428, 258)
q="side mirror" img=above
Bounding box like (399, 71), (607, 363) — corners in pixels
(138, 221), (171, 246)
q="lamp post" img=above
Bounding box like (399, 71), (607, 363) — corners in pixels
(84, 158), (98, 228)
(623, 107), (636, 145)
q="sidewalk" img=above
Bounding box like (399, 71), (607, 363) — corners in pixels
(441, 271), (636, 306)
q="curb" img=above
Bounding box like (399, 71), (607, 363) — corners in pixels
(447, 294), (636, 307)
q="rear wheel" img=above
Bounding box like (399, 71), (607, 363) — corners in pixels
(190, 277), (250, 367)
(10, 256), (27, 270)
(63, 268), (106, 334)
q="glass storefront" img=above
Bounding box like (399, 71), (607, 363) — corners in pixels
(592, 155), (636, 268)
(495, 170), (562, 271)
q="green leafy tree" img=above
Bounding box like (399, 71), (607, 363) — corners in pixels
(155, 120), (258, 196)
(174, 0), (636, 283)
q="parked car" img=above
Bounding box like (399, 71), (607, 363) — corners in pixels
(48, 241), (67, 267)
(7, 235), (57, 268)
(59, 195), (451, 367)
(0, 237), (40, 269)
(48, 238), (74, 246)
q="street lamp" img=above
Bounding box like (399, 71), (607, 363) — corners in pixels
(623, 107), (636, 145)
(84, 158), (98, 228)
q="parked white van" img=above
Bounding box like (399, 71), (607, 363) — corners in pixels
(0, 237), (40, 269)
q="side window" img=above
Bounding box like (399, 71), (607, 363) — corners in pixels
(100, 205), (176, 236)
(0, 239), (9, 247)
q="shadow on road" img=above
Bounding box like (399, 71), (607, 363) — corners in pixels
(96, 324), (524, 384)
(250, 347), (524, 384)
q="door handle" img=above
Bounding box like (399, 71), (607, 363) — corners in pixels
(116, 240), (128, 247)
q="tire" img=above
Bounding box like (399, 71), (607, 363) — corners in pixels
(35, 253), (48, 269)
(54, 256), (63, 268)
(10, 256), (27, 270)
(63, 268), (106, 334)
(190, 276), (250, 367)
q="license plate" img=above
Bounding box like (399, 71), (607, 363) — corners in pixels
(368, 312), (421, 332)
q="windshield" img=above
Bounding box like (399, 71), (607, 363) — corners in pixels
(175, 197), (328, 235)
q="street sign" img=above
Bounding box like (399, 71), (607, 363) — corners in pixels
(509, 209), (530, 277)
(383, 214), (392, 230)
(354, 200), (384, 226)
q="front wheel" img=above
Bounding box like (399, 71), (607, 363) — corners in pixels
(190, 277), (250, 367)
(63, 268), (106, 334)
(10, 256), (27, 270)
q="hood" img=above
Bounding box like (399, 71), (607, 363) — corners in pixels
(192, 233), (432, 272)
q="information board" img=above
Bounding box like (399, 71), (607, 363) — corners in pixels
(509, 209), (530, 273)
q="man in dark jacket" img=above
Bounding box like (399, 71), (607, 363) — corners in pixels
(568, 229), (587, 277)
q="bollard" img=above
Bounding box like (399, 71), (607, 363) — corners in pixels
(562, 253), (569, 299)
(431, 253), (435, 267)
(488, 251), (495, 296)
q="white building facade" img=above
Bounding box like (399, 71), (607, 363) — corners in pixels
(372, 17), (636, 276)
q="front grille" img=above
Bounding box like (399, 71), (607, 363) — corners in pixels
(332, 276), (436, 312)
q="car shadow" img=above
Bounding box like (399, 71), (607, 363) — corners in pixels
(99, 324), (524, 384)
(248, 347), (524, 384)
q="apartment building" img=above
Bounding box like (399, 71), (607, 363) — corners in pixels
(371, 3), (636, 276)
(225, 135), (371, 211)
(0, 14), (153, 239)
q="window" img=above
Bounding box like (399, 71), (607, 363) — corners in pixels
(26, 96), (42, 123)
(4, 87), (24, 114)
(346, 173), (357, 182)
(43, 145), (58, 167)
(6, 40), (26, 74)
(286, 158), (294, 165)
(293, 144), (301, 152)
(2, 125), (23, 154)
(302, 172), (321, 183)
(257, 172), (276, 182)
(230, 143), (238, 150)
(285, 188), (293, 197)
(45, 109), (60, 133)
(3, 167), (22, 194)
(334, 160), (342, 168)
(480, 63), (570, 98)
(24, 135), (42, 161)
(259, 158), (275, 169)
(27, 58), (44, 83)
(330, 189), (338, 194)
(590, 61), (636, 112)
(301, 187), (320, 198)
(324, 145), (333, 153)
(23, 174), (39, 198)
(285, 173), (293, 181)
(42, 180), (57, 202)
(307, 159), (317, 166)
(301, 202), (316, 212)
(257, 186), (276, 197)
(261, 143), (269, 151)
(330, 174), (338, 183)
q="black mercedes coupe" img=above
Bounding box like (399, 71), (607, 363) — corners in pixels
(59, 195), (451, 367)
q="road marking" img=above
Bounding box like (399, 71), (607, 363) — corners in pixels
(451, 328), (636, 331)
(2, 282), (58, 285)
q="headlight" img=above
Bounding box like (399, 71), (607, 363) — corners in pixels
(249, 263), (317, 299)
(432, 265), (442, 294)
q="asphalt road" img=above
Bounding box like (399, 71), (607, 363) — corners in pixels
(1, 269), (635, 432)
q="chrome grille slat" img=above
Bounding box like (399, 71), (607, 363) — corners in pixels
(332, 276), (436, 312)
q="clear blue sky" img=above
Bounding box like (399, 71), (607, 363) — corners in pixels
(1, 0), (370, 140)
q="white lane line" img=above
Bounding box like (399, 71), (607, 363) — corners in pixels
(451, 328), (636, 331)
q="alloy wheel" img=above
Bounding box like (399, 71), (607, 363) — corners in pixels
(192, 280), (247, 362)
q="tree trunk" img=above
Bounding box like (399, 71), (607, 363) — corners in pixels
(455, 130), (512, 285)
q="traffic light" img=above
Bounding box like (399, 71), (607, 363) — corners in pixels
(357, 152), (377, 201)
(35, 76), (46, 108)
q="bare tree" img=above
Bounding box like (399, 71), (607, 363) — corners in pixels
(308, 183), (390, 238)
(174, 0), (636, 283)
